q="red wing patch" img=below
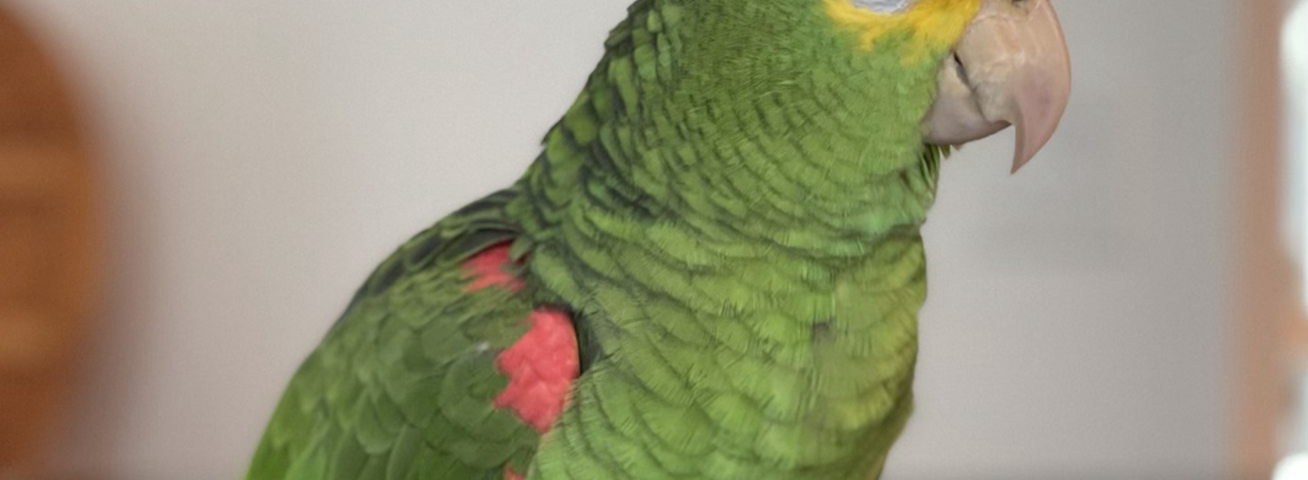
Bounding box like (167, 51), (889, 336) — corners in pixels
(462, 242), (580, 478)
(493, 308), (579, 432)
(463, 243), (525, 292)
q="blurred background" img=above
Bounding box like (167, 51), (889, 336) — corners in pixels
(0, 0), (1301, 479)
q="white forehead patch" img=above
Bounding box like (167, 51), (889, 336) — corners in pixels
(849, 0), (914, 13)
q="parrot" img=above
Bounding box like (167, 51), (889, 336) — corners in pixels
(245, 0), (1071, 479)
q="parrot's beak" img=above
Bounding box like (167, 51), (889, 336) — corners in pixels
(922, 0), (1071, 173)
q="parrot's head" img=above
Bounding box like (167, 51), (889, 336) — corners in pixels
(668, 0), (1071, 172)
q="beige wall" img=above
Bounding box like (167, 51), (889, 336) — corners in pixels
(6, 1), (1239, 478)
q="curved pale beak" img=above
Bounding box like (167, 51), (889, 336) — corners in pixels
(922, 0), (1071, 173)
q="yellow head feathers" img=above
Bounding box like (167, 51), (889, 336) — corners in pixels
(825, 0), (981, 60)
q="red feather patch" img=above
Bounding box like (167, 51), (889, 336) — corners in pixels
(493, 308), (579, 432)
(461, 242), (580, 478)
(463, 243), (525, 292)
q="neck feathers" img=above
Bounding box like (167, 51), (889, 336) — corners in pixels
(513, 0), (949, 256)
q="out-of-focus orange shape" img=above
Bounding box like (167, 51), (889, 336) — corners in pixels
(0, 5), (101, 477)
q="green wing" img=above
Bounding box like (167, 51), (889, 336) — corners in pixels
(248, 3), (676, 477)
(246, 188), (545, 480)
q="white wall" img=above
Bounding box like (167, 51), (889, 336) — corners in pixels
(906, 2), (1234, 477)
(6, 1), (1233, 479)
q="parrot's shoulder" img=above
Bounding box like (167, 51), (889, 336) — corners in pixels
(247, 188), (581, 480)
(348, 188), (523, 312)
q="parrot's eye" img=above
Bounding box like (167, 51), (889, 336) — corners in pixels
(847, 0), (915, 13)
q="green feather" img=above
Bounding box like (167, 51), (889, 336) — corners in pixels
(249, 0), (971, 478)
(246, 188), (538, 480)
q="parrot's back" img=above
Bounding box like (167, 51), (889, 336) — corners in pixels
(245, 0), (1075, 477)
(246, 189), (566, 480)
(246, 1), (936, 476)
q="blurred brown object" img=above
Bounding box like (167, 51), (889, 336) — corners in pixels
(1234, 2), (1299, 480)
(0, 4), (101, 476)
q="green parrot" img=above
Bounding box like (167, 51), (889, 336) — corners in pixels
(246, 0), (1071, 479)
